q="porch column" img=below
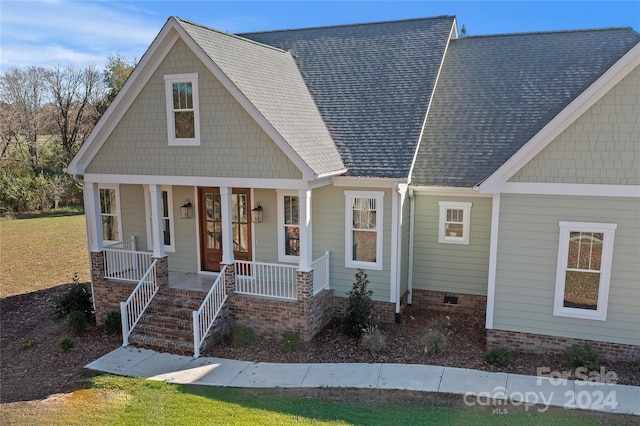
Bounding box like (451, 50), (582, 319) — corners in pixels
(148, 184), (166, 258)
(219, 186), (234, 265)
(298, 189), (312, 272)
(83, 182), (103, 253)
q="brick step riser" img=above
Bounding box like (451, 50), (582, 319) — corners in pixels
(137, 315), (192, 330)
(145, 306), (194, 320)
(129, 335), (193, 356)
(152, 297), (204, 310)
(134, 325), (193, 341)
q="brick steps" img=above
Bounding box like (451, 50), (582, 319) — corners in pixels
(128, 288), (208, 356)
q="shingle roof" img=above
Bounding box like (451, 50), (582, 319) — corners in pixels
(176, 18), (345, 177)
(411, 27), (640, 187)
(241, 17), (455, 178)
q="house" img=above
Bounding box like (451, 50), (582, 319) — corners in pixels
(66, 16), (639, 360)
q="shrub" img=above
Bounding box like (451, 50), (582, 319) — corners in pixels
(281, 331), (301, 352)
(485, 347), (512, 366)
(563, 344), (602, 371)
(436, 315), (451, 330)
(69, 310), (88, 334)
(104, 311), (122, 334)
(56, 273), (93, 322)
(60, 335), (75, 351)
(21, 338), (37, 350)
(360, 327), (387, 353)
(419, 331), (446, 354)
(231, 325), (254, 347)
(344, 269), (373, 336)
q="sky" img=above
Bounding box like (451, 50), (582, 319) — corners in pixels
(1, 1), (639, 71)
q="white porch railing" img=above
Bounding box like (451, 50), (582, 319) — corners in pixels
(312, 251), (330, 295)
(120, 259), (158, 346)
(235, 260), (298, 300)
(104, 243), (153, 283)
(104, 235), (136, 251)
(193, 266), (228, 358)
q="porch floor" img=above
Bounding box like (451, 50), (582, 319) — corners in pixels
(168, 271), (218, 292)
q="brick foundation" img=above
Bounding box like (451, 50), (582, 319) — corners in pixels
(93, 279), (136, 324)
(333, 290), (409, 324)
(411, 289), (487, 316)
(487, 329), (640, 362)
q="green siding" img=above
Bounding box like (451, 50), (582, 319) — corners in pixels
(86, 39), (301, 179)
(167, 186), (198, 272)
(510, 66), (639, 185)
(312, 185), (393, 302)
(119, 184), (148, 250)
(400, 191), (410, 296)
(494, 194), (640, 346)
(253, 188), (278, 264)
(412, 195), (492, 296)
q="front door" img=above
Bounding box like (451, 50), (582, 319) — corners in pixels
(199, 187), (252, 272)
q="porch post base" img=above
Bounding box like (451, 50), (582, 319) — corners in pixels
(153, 256), (169, 288)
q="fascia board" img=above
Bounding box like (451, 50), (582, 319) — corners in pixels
(67, 19), (181, 174)
(172, 23), (318, 181)
(478, 42), (640, 194)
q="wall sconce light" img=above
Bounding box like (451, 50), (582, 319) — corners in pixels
(180, 199), (193, 219)
(251, 203), (263, 223)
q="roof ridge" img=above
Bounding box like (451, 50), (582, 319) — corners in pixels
(459, 26), (637, 40)
(174, 16), (288, 54)
(238, 15), (455, 36)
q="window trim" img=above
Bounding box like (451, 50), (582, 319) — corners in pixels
(164, 73), (200, 146)
(144, 185), (176, 253)
(344, 190), (384, 271)
(438, 201), (472, 245)
(553, 221), (616, 321)
(98, 184), (122, 244)
(277, 190), (300, 264)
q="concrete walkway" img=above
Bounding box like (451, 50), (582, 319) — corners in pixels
(86, 347), (639, 416)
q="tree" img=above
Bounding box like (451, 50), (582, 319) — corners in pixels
(0, 67), (53, 171)
(48, 64), (104, 166)
(100, 54), (136, 114)
(459, 25), (468, 38)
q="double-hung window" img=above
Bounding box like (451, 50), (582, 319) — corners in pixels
(438, 201), (472, 245)
(99, 184), (121, 243)
(144, 186), (175, 252)
(345, 191), (384, 270)
(164, 73), (200, 146)
(277, 191), (300, 263)
(553, 221), (616, 321)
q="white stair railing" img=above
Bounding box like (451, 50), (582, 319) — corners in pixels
(312, 251), (331, 295)
(120, 259), (158, 346)
(193, 266), (228, 357)
(104, 249), (152, 282)
(235, 260), (298, 300)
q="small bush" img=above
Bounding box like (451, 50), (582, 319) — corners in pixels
(104, 311), (122, 334)
(563, 344), (602, 371)
(56, 273), (93, 322)
(344, 269), (374, 337)
(69, 310), (88, 334)
(485, 347), (512, 366)
(21, 338), (37, 350)
(419, 330), (446, 354)
(281, 331), (301, 352)
(231, 325), (254, 347)
(436, 315), (451, 329)
(360, 327), (387, 353)
(60, 335), (75, 351)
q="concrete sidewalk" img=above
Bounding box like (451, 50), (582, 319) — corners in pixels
(86, 347), (639, 416)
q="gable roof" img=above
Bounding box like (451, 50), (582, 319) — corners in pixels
(175, 18), (345, 178)
(411, 27), (640, 187)
(242, 16), (455, 178)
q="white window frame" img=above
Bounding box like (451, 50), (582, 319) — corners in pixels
(164, 73), (200, 146)
(98, 184), (122, 244)
(438, 201), (472, 245)
(344, 191), (384, 271)
(277, 190), (300, 263)
(144, 185), (176, 253)
(553, 221), (616, 321)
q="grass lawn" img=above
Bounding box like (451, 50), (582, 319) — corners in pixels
(0, 375), (610, 426)
(0, 206), (90, 297)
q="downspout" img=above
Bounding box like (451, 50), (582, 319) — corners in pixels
(407, 188), (415, 305)
(71, 173), (97, 314)
(393, 183), (406, 323)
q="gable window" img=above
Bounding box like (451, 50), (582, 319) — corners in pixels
(164, 73), (200, 146)
(277, 191), (300, 263)
(438, 201), (472, 245)
(553, 221), (616, 321)
(345, 191), (384, 270)
(144, 186), (175, 252)
(99, 184), (121, 242)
